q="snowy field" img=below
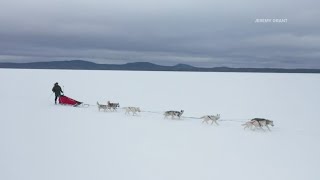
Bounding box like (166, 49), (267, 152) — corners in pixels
(1, 69), (320, 180)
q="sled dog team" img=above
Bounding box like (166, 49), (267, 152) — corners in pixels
(97, 101), (274, 131)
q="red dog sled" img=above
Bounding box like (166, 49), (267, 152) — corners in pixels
(58, 95), (89, 107)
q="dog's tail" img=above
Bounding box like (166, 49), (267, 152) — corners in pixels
(242, 121), (253, 126)
(97, 101), (100, 105)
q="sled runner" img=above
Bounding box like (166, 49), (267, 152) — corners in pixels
(58, 95), (89, 107)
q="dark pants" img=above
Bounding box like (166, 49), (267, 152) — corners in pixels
(55, 94), (60, 104)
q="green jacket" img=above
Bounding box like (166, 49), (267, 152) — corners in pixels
(52, 85), (63, 96)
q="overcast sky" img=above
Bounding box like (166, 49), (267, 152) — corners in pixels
(0, 0), (319, 68)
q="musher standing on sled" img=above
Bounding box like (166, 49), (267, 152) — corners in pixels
(52, 82), (63, 104)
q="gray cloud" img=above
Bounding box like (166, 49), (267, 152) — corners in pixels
(0, 0), (320, 68)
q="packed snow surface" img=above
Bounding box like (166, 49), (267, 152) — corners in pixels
(1, 69), (320, 180)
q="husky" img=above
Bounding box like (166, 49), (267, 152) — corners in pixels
(242, 118), (274, 131)
(107, 101), (120, 111)
(164, 110), (184, 119)
(201, 114), (220, 125)
(97, 102), (108, 112)
(252, 118), (274, 131)
(124, 107), (141, 116)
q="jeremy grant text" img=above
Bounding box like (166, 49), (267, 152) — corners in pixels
(254, 18), (288, 23)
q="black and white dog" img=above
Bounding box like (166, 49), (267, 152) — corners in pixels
(242, 118), (274, 131)
(252, 118), (274, 131)
(107, 101), (120, 111)
(164, 110), (184, 119)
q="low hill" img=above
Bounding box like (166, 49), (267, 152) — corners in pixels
(1, 60), (319, 73)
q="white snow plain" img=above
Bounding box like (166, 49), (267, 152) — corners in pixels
(1, 69), (320, 180)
